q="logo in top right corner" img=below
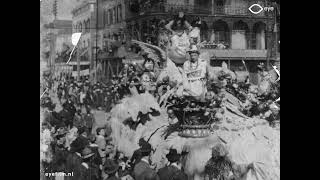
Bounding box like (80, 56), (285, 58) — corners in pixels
(248, 4), (274, 15)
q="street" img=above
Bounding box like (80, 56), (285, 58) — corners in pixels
(49, 91), (107, 133)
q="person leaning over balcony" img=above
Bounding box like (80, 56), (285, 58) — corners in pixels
(189, 17), (202, 46)
(165, 12), (192, 35)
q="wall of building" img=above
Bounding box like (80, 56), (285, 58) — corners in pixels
(55, 34), (72, 53)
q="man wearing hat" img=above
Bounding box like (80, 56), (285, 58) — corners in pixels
(157, 149), (187, 180)
(75, 126), (89, 147)
(65, 138), (87, 180)
(103, 159), (121, 180)
(183, 45), (209, 97)
(133, 142), (156, 180)
(130, 138), (148, 167)
(79, 147), (100, 180)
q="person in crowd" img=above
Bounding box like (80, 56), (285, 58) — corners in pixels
(141, 170), (160, 180)
(88, 134), (103, 170)
(60, 103), (74, 129)
(96, 127), (107, 164)
(57, 83), (64, 103)
(133, 142), (155, 180)
(75, 126), (89, 147)
(157, 149), (187, 180)
(65, 138), (87, 180)
(83, 109), (95, 135)
(114, 151), (131, 178)
(103, 159), (121, 180)
(50, 128), (69, 175)
(79, 147), (100, 180)
(73, 110), (84, 128)
(204, 144), (254, 180)
(79, 89), (86, 109)
(131, 138), (148, 166)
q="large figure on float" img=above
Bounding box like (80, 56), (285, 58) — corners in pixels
(165, 11), (192, 65)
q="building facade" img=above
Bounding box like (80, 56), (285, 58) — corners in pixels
(71, 0), (105, 81)
(44, 20), (74, 75)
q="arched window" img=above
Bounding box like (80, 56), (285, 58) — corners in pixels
(109, 9), (113, 24)
(232, 20), (249, 49)
(87, 19), (90, 32)
(113, 7), (117, 23)
(212, 20), (230, 44)
(252, 22), (267, 50)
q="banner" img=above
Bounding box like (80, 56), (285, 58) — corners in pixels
(71, 69), (90, 77)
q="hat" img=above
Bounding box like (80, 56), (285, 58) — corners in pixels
(104, 159), (119, 174)
(138, 138), (148, 146)
(55, 127), (68, 137)
(70, 138), (87, 153)
(81, 147), (95, 159)
(166, 149), (180, 163)
(187, 45), (200, 54)
(78, 126), (87, 135)
(140, 143), (152, 154)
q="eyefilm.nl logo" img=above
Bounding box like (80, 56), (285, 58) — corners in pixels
(248, 4), (274, 15)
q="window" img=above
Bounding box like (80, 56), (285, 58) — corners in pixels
(109, 9), (113, 24)
(104, 10), (109, 26)
(83, 21), (87, 32)
(88, 19), (91, 32)
(118, 4), (122, 22)
(79, 23), (82, 32)
(113, 7), (117, 23)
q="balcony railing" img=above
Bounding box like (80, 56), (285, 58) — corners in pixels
(139, 3), (212, 15)
(214, 5), (270, 16)
(201, 49), (268, 59)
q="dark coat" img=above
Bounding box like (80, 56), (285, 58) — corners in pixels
(130, 149), (142, 166)
(65, 153), (83, 180)
(105, 176), (121, 180)
(84, 114), (94, 129)
(157, 165), (188, 180)
(134, 160), (156, 180)
(78, 162), (100, 180)
(51, 144), (68, 172)
(75, 135), (90, 147)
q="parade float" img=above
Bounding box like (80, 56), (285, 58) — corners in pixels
(107, 38), (280, 180)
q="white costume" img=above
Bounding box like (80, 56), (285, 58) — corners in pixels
(183, 58), (207, 96)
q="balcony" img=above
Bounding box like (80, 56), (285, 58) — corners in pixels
(139, 3), (272, 17)
(201, 48), (268, 60)
(139, 3), (212, 15)
(213, 5), (269, 16)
